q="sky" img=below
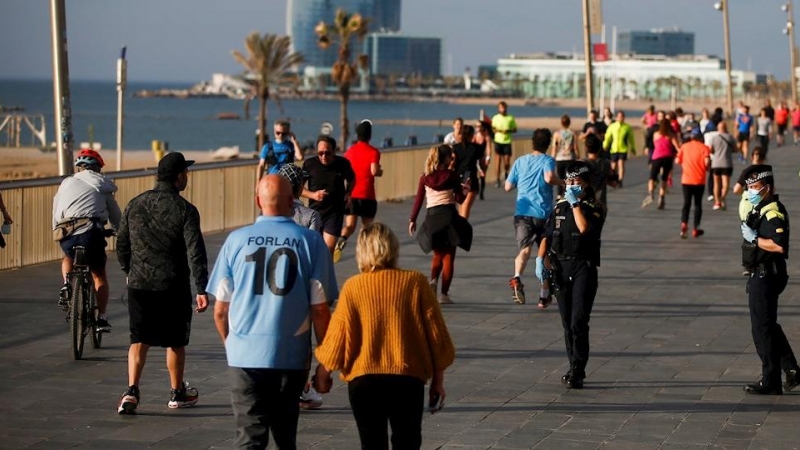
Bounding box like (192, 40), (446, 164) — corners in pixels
(0, 0), (793, 83)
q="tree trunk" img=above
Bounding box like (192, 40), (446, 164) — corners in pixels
(339, 83), (350, 150)
(257, 90), (269, 154)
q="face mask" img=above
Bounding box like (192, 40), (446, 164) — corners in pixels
(566, 184), (583, 197)
(746, 186), (765, 205)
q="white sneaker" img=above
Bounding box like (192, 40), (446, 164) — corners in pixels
(707, 195), (714, 202)
(299, 385), (323, 409)
(429, 279), (438, 294)
(438, 293), (453, 304)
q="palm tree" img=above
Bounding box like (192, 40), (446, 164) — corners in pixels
(315, 9), (370, 148)
(232, 32), (304, 153)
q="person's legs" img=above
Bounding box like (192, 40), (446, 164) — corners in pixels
(459, 191), (477, 219)
(503, 154), (511, 180)
(494, 149), (503, 182)
(230, 368), (272, 450)
(692, 185), (704, 229)
(681, 184), (692, 225)
(127, 343), (150, 387)
(430, 249), (444, 283)
(167, 346), (186, 390)
(617, 157), (626, 183)
(569, 263), (598, 381)
(556, 261), (575, 370)
(270, 370), (306, 449)
(322, 232), (337, 254)
(514, 246), (532, 277)
(721, 174), (730, 207)
(349, 375), (390, 450)
(90, 268), (109, 316)
(440, 247), (457, 295)
(748, 275), (781, 388)
(713, 173), (722, 206)
(61, 257), (73, 282)
(341, 214), (358, 240)
(387, 376), (424, 450)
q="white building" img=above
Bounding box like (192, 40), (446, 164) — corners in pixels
(495, 52), (758, 101)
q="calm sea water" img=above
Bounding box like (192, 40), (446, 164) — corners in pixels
(1, 79), (601, 152)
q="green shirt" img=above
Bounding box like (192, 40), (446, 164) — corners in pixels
(602, 121), (636, 155)
(492, 114), (517, 145)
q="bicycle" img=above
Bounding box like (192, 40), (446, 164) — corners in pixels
(65, 245), (104, 360)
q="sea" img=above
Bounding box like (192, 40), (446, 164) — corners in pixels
(0, 79), (604, 153)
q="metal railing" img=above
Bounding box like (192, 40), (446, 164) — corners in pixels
(0, 137), (533, 271)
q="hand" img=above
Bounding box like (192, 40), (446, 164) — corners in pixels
(461, 182), (471, 194)
(535, 256), (546, 283)
(564, 188), (579, 205)
(195, 294), (209, 313)
(2, 210), (11, 224)
(741, 223), (758, 244)
(478, 169), (485, 178)
(313, 365), (332, 393)
(408, 221), (416, 236)
(429, 377), (446, 414)
(314, 190), (328, 201)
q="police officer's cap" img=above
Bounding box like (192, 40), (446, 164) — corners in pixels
(564, 161), (592, 182)
(742, 164), (774, 186)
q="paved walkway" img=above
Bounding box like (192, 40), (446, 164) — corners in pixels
(2, 142), (800, 450)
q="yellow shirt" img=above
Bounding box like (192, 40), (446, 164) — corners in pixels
(602, 121), (636, 155)
(315, 268), (456, 383)
(492, 113), (517, 144)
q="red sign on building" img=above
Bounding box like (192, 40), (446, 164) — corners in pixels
(593, 43), (608, 62)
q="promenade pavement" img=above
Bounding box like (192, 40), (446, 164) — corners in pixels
(2, 141), (800, 450)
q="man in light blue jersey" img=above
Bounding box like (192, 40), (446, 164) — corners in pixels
(505, 128), (563, 307)
(209, 175), (337, 450)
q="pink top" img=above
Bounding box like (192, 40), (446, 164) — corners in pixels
(651, 135), (676, 160)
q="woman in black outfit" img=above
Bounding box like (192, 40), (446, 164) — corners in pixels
(453, 125), (481, 219)
(473, 121), (493, 201)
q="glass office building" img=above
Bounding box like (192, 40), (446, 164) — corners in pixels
(618, 29), (695, 57)
(288, 0), (401, 69)
(365, 33), (441, 77)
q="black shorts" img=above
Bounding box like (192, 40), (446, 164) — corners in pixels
(711, 167), (733, 177)
(778, 124), (787, 134)
(514, 216), (547, 249)
(610, 152), (627, 162)
(128, 285), (193, 347)
(319, 212), (344, 236)
(737, 131), (750, 142)
(494, 143), (512, 156)
(346, 199), (378, 219)
(59, 228), (107, 272)
(649, 157), (674, 182)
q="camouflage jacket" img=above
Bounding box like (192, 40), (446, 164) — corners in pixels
(117, 181), (208, 294)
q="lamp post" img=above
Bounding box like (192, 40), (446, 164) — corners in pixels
(782, 1), (798, 105)
(581, 0), (595, 116)
(714, 0), (735, 117)
(116, 46), (127, 172)
(50, 0), (74, 176)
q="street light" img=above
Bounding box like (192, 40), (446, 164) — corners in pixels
(782, 1), (798, 105)
(714, 0), (735, 117)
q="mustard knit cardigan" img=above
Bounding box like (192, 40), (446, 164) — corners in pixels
(315, 268), (456, 383)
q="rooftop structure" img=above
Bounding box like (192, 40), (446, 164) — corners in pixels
(364, 32), (441, 77)
(618, 29), (695, 56)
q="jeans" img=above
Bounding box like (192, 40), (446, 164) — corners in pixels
(230, 367), (308, 450)
(348, 374), (425, 450)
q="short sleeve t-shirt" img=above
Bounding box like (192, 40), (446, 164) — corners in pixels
(344, 141), (380, 200)
(206, 215), (339, 369)
(676, 141), (710, 185)
(507, 153), (556, 219)
(492, 114), (516, 144)
(710, 133), (735, 169)
(303, 156), (355, 216)
(583, 120), (607, 137)
(259, 140), (295, 175)
(775, 108), (789, 125)
(737, 114), (754, 133)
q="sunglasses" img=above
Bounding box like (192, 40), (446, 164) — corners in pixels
(275, 131), (286, 136)
(318, 151), (333, 156)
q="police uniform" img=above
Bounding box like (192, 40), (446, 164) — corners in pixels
(740, 164), (800, 395)
(542, 162), (606, 389)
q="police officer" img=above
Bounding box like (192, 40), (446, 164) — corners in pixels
(536, 161), (605, 389)
(740, 164), (800, 395)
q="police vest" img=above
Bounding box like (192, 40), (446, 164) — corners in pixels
(550, 199), (604, 266)
(742, 199), (789, 270)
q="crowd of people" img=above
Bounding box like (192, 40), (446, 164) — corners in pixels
(35, 96), (799, 449)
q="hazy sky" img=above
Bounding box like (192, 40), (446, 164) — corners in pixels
(0, 0), (792, 83)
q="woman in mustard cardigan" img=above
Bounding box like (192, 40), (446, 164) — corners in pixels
(314, 222), (456, 450)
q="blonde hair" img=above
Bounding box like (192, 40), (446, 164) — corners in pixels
(424, 144), (452, 175)
(356, 222), (399, 273)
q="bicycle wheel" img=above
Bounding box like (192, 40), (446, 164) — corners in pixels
(69, 275), (87, 360)
(90, 289), (102, 349)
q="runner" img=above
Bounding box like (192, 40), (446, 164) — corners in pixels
(409, 145), (473, 304)
(453, 125), (481, 219)
(710, 122), (736, 211)
(334, 120), (382, 263)
(775, 101), (789, 147)
(643, 119), (679, 210)
(756, 107), (772, 158)
(583, 133), (618, 208)
(603, 111), (636, 187)
(505, 129), (562, 307)
(581, 110), (607, 144)
(675, 130), (711, 238)
(641, 105), (658, 128)
(473, 119), (493, 200)
(551, 114), (579, 198)
(736, 105), (754, 161)
(491, 101), (517, 187)
(255, 120), (305, 186)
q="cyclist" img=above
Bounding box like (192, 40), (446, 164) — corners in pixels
(52, 149), (121, 331)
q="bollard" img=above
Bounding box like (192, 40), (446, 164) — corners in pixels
(151, 140), (165, 163)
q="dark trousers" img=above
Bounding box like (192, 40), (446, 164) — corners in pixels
(230, 368), (308, 450)
(681, 184), (705, 228)
(348, 374), (424, 450)
(748, 271), (797, 388)
(758, 134), (770, 156)
(555, 260), (598, 379)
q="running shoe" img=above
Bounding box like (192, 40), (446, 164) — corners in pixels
(299, 385), (323, 409)
(706, 195), (714, 202)
(537, 295), (552, 309)
(509, 277), (525, 304)
(168, 382), (199, 409)
(561, 369), (572, 385)
(657, 196), (665, 210)
(566, 375), (585, 390)
(641, 194), (653, 208)
(712, 203), (721, 211)
(494, 180), (501, 188)
(693, 229), (705, 238)
(332, 237), (347, 263)
(96, 318), (112, 332)
(58, 282), (70, 311)
(117, 386), (140, 415)
(680, 222), (688, 239)
(438, 293), (453, 304)
(785, 369), (799, 392)
(429, 279), (438, 295)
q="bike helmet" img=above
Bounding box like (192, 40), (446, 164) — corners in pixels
(74, 148), (105, 168)
(277, 163), (309, 192)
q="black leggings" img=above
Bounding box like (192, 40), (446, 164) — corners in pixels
(681, 184), (705, 228)
(650, 157), (673, 182)
(349, 375), (424, 450)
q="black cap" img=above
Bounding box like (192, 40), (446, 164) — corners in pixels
(565, 161), (592, 181)
(742, 164), (774, 186)
(157, 152), (195, 181)
(356, 119), (372, 142)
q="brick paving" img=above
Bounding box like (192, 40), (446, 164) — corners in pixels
(2, 142), (800, 449)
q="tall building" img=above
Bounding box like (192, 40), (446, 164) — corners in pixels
(287, 0), (402, 69)
(364, 33), (441, 77)
(618, 29), (695, 56)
